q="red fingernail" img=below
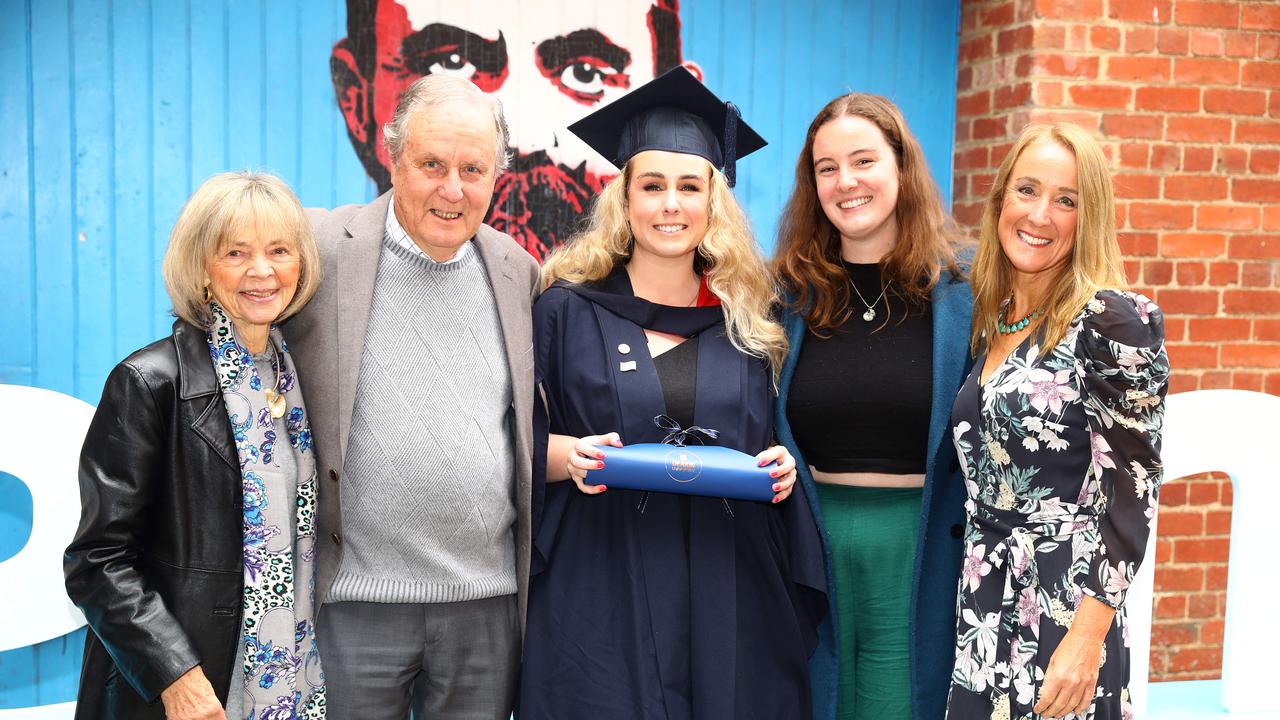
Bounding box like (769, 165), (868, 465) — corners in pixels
(772, 496), (780, 503)
(769, 470), (779, 478)
(598, 485), (607, 492)
(772, 483), (780, 492)
(597, 461), (605, 469)
(596, 452), (605, 459)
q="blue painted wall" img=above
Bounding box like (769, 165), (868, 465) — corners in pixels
(0, 0), (959, 708)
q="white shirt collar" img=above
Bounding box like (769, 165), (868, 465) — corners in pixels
(384, 192), (472, 265)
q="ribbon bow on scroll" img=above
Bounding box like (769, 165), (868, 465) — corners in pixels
(654, 415), (720, 447)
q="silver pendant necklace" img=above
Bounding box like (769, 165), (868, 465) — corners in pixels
(847, 270), (891, 322)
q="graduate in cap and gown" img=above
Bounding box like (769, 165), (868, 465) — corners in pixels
(517, 67), (828, 719)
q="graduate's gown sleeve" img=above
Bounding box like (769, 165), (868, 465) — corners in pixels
(530, 286), (571, 575)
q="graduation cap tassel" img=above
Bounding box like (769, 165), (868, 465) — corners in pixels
(723, 101), (741, 188)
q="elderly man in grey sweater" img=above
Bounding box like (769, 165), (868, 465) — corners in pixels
(286, 74), (539, 720)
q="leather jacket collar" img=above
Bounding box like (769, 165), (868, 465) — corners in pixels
(173, 320), (220, 401)
(170, 320), (238, 473)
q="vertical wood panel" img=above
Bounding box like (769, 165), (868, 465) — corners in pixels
(30, 0), (75, 397)
(151, 0), (191, 339)
(73, 0), (116, 399)
(808, 1), (846, 102)
(0, 0), (44, 703)
(190, 0), (229, 180)
(931, 0), (963, 208)
(0, 0), (34, 387)
(264, 0), (302, 181)
(839, 2), (867, 100)
(227, 0), (265, 169)
(748, 0), (787, 238)
(777, 0), (816, 210)
(297, 0), (341, 208)
(0, 0), (83, 704)
(112, 0), (156, 359)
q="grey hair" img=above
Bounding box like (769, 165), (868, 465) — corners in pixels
(382, 74), (512, 173)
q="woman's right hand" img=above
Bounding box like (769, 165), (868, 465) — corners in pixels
(566, 432), (623, 494)
(160, 666), (226, 720)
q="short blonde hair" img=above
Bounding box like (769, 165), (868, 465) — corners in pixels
(541, 160), (788, 377)
(162, 171), (320, 328)
(970, 123), (1126, 355)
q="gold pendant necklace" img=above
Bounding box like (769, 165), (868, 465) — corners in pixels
(262, 342), (286, 419)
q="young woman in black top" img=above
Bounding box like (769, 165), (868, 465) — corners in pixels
(772, 93), (973, 720)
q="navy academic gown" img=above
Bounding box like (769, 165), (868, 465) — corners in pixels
(518, 268), (827, 720)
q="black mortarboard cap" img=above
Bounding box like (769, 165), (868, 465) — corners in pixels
(567, 66), (766, 187)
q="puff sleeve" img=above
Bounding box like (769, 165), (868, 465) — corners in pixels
(1076, 290), (1170, 609)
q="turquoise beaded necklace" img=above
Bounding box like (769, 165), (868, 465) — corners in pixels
(997, 303), (1040, 334)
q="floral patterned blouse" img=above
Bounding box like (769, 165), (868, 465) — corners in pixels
(946, 290), (1169, 720)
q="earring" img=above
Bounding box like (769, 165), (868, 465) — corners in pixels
(203, 286), (213, 303)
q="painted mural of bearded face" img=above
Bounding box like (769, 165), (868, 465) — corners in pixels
(332, 0), (693, 260)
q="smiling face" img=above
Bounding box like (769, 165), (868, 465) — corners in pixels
(997, 139), (1079, 294)
(626, 150), (711, 265)
(205, 228), (301, 336)
(812, 114), (900, 261)
(389, 97), (499, 261)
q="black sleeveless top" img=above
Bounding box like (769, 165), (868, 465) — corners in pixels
(653, 334), (701, 550)
(654, 335), (699, 429)
(786, 262), (932, 474)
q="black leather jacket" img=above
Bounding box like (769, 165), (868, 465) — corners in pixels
(64, 320), (242, 718)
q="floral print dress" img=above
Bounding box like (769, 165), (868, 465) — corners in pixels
(946, 291), (1169, 720)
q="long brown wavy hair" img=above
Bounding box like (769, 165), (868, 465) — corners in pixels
(773, 93), (962, 333)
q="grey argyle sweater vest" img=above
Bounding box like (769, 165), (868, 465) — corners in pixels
(329, 236), (517, 603)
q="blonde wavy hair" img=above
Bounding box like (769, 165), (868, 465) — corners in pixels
(163, 171), (319, 328)
(542, 160), (788, 376)
(970, 123), (1127, 356)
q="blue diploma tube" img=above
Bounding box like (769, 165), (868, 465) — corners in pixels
(586, 443), (777, 502)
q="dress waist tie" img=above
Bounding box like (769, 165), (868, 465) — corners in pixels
(972, 503), (1097, 716)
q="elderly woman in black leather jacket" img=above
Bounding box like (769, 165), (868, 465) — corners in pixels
(64, 171), (326, 720)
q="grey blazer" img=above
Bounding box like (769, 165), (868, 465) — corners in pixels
(286, 191), (540, 629)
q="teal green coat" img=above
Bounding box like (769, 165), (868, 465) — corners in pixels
(774, 270), (973, 720)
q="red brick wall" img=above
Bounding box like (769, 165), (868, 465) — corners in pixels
(953, 0), (1279, 681)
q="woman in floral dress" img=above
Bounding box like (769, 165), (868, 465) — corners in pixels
(946, 123), (1169, 720)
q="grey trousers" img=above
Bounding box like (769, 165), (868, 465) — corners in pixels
(317, 595), (519, 720)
